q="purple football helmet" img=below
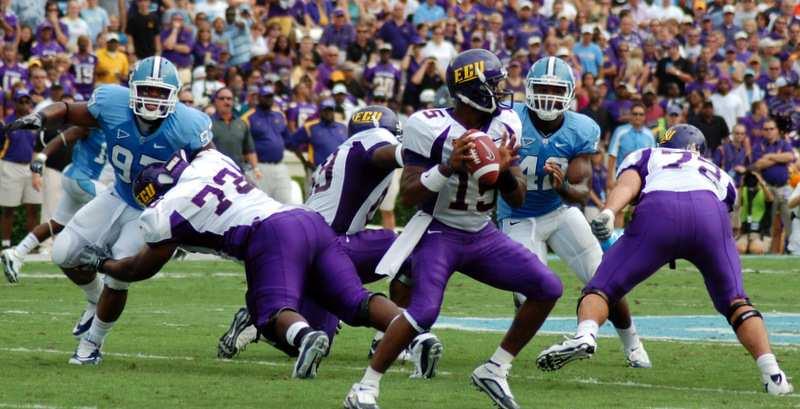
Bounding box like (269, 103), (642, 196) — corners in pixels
(446, 48), (512, 114)
(132, 150), (189, 208)
(659, 123), (707, 153)
(348, 105), (401, 137)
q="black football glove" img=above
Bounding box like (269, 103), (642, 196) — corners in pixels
(5, 112), (44, 132)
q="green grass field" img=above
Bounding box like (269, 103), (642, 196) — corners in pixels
(1, 258), (798, 409)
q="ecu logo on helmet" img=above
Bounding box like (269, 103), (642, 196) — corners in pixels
(351, 111), (383, 123)
(453, 61), (485, 84)
(136, 183), (157, 206)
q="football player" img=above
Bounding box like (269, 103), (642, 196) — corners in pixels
(498, 56), (651, 368)
(1, 126), (106, 283)
(536, 124), (794, 395)
(217, 106), (442, 378)
(78, 148), (407, 380)
(5, 56), (213, 365)
(344, 49), (563, 409)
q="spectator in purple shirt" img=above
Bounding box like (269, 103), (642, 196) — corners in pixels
(378, 3), (416, 60)
(0, 90), (41, 249)
(319, 8), (355, 53)
(1, 0), (19, 44)
(316, 45), (340, 94)
(713, 124), (750, 186)
(0, 44), (28, 91)
(161, 13), (195, 78)
(609, 15), (641, 61)
(70, 36), (98, 100)
(39, 1), (68, 49)
(364, 43), (401, 101)
(192, 25), (221, 68)
(751, 119), (797, 246)
(757, 58), (784, 100)
(31, 22), (65, 57)
(685, 64), (717, 97)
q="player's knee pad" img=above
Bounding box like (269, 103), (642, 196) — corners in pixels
(353, 292), (387, 327)
(103, 275), (131, 291)
(726, 300), (763, 332)
(577, 288), (610, 314)
(51, 229), (81, 268)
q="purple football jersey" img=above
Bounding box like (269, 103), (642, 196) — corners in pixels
(71, 53), (98, 99)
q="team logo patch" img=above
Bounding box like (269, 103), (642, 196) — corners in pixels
(351, 111), (383, 123)
(661, 128), (676, 144)
(453, 61), (485, 84)
(136, 183), (157, 206)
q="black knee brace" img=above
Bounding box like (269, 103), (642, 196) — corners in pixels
(727, 299), (763, 332)
(258, 316), (300, 358)
(355, 292), (387, 327)
(577, 289), (610, 314)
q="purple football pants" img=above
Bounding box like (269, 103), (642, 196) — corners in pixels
(585, 191), (747, 315)
(404, 220), (563, 332)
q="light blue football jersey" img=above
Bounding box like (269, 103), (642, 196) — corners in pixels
(87, 85), (212, 208)
(64, 128), (106, 182)
(497, 103), (599, 220)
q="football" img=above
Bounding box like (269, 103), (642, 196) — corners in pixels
(466, 131), (501, 186)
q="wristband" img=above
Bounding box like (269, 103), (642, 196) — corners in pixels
(58, 132), (67, 146)
(420, 165), (450, 192)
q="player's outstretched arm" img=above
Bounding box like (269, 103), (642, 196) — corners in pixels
(5, 102), (98, 133)
(30, 126), (91, 175)
(370, 144), (404, 170)
(87, 243), (178, 282)
(603, 169), (642, 214)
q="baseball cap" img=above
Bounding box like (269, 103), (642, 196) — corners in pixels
(735, 31), (748, 40)
(667, 105), (682, 116)
(509, 60), (521, 68)
(517, 0), (533, 10)
(332, 8), (345, 16)
(320, 98), (336, 109)
(332, 83), (348, 95)
(14, 89), (31, 102)
(744, 69), (756, 77)
(723, 5), (736, 14)
(259, 85), (275, 96)
(581, 25), (594, 35)
(106, 32), (120, 42)
(694, 0), (706, 10)
(505, 29), (517, 38)
(528, 36), (542, 45)
(725, 46), (736, 54)
(192, 66), (206, 80)
(420, 89), (436, 103)
(556, 47), (570, 57)
(379, 43), (392, 51)
(372, 89), (388, 100)
(775, 77), (789, 88)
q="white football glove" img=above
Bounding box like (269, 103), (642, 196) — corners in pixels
(78, 246), (108, 273)
(590, 209), (615, 241)
(30, 152), (47, 175)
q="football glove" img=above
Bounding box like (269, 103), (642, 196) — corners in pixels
(30, 153), (47, 175)
(590, 209), (615, 241)
(5, 112), (44, 132)
(78, 246), (108, 273)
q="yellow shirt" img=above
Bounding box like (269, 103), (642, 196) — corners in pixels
(96, 48), (129, 85)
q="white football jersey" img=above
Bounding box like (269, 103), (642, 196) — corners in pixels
(139, 150), (293, 256)
(306, 127), (399, 235)
(403, 108), (522, 232)
(618, 147), (737, 209)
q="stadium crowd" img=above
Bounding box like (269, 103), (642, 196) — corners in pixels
(1, 0), (800, 254)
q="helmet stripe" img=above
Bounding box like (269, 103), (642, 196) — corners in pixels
(152, 56), (161, 78)
(546, 57), (555, 76)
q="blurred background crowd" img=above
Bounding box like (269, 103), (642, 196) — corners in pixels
(1, 0), (800, 254)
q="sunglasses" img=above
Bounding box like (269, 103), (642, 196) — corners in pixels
(631, 112), (645, 116)
(763, 127), (776, 130)
(180, 99), (194, 104)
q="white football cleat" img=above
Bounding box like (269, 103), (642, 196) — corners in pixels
(68, 338), (102, 365)
(625, 344), (652, 368)
(71, 303), (96, 338)
(292, 331), (329, 379)
(1, 248), (22, 283)
(536, 334), (597, 372)
(343, 382), (380, 409)
(409, 333), (443, 379)
(471, 361), (520, 409)
(764, 371), (794, 395)
(218, 308), (257, 359)
(368, 337), (411, 362)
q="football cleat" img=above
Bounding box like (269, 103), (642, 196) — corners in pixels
(368, 338), (411, 362)
(471, 361), (520, 409)
(71, 303), (96, 338)
(68, 338), (102, 365)
(625, 344), (652, 369)
(343, 382), (380, 409)
(292, 331), (329, 379)
(1, 248), (22, 283)
(409, 333), (443, 379)
(217, 308), (258, 359)
(536, 334), (597, 372)
(764, 371), (794, 395)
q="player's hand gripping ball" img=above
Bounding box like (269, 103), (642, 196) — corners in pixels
(466, 131), (501, 186)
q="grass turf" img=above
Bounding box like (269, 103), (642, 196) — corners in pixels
(0, 258), (798, 409)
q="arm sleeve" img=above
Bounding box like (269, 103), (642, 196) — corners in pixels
(402, 113), (439, 167)
(608, 129), (622, 157)
(139, 206), (175, 245)
(574, 118), (601, 156)
(86, 85), (112, 121)
(184, 113), (213, 151)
